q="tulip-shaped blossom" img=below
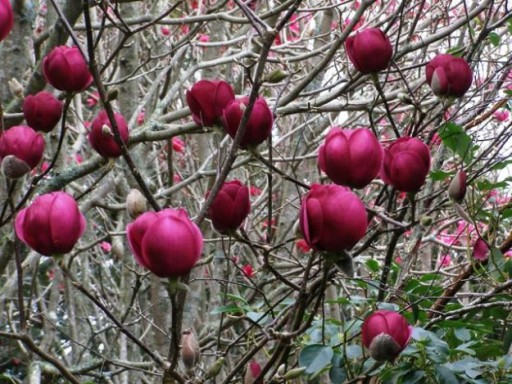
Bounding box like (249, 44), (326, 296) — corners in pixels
(127, 208), (203, 278)
(473, 237), (489, 262)
(300, 184), (367, 252)
(426, 54), (473, 98)
(88, 110), (129, 158)
(381, 137), (431, 192)
(186, 80), (235, 127)
(223, 96), (273, 148)
(345, 28), (393, 73)
(0, 0), (13, 42)
(23, 91), (63, 133)
(15, 192), (87, 256)
(42, 46), (93, 92)
(448, 170), (467, 202)
(362, 310), (413, 362)
(0, 126), (45, 177)
(318, 127), (383, 189)
(207, 180), (251, 233)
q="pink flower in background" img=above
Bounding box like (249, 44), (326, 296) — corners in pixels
(296, 239), (311, 253)
(249, 185), (262, 197)
(198, 34), (210, 43)
(494, 110), (510, 122)
(172, 137), (185, 153)
(504, 251), (512, 258)
(173, 174), (182, 183)
(86, 92), (100, 108)
(100, 241), (112, 252)
(395, 256), (403, 264)
(137, 110), (145, 126)
(438, 254), (452, 267)
(74, 154), (83, 164)
(161, 26), (170, 36)
(242, 264), (255, 278)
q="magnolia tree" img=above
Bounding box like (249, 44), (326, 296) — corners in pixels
(1, 0), (512, 383)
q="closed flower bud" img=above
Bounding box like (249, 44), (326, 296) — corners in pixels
(1, 155), (31, 179)
(126, 189), (147, 219)
(0, 126), (45, 171)
(205, 357), (225, 379)
(42, 46), (94, 92)
(380, 137), (431, 192)
(181, 330), (200, 370)
(448, 170), (467, 202)
(0, 0), (14, 42)
(282, 367), (306, 380)
(23, 91), (63, 133)
(244, 360), (262, 384)
(8, 78), (24, 98)
(426, 54), (473, 98)
(223, 96), (273, 148)
(127, 208), (203, 278)
(318, 127), (383, 189)
(362, 310), (412, 362)
(473, 237), (489, 262)
(186, 79), (235, 127)
(266, 69), (288, 83)
(15, 192), (87, 256)
(88, 110), (129, 158)
(300, 184), (367, 252)
(345, 28), (393, 73)
(206, 180), (251, 233)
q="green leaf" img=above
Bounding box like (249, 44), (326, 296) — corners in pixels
(345, 344), (362, 359)
(489, 32), (500, 46)
(454, 328), (471, 342)
(430, 170), (453, 181)
(329, 366), (347, 384)
(446, 46), (465, 57)
(402, 370), (426, 384)
(210, 304), (244, 315)
(298, 345), (334, 375)
(435, 365), (459, 384)
(508, 18), (512, 34)
(329, 353), (347, 384)
(439, 122), (474, 164)
(365, 259), (380, 273)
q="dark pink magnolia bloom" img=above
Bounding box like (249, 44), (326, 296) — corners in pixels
(425, 54), (473, 98)
(299, 184), (367, 252)
(207, 180), (251, 233)
(88, 110), (129, 158)
(15, 192), (87, 256)
(223, 96), (273, 148)
(362, 310), (413, 362)
(244, 360), (262, 384)
(381, 137), (431, 192)
(473, 237), (489, 262)
(23, 91), (63, 133)
(186, 80), (235, 127)
(318, 127), (383, 189)
(42, 46), (93, 92)
(0, 126), (45, 170)
(0, 0), (13, 42)
(345, 28), (393, 73)
(448, 170), (467, 203)
(127, 208), (203, 278)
